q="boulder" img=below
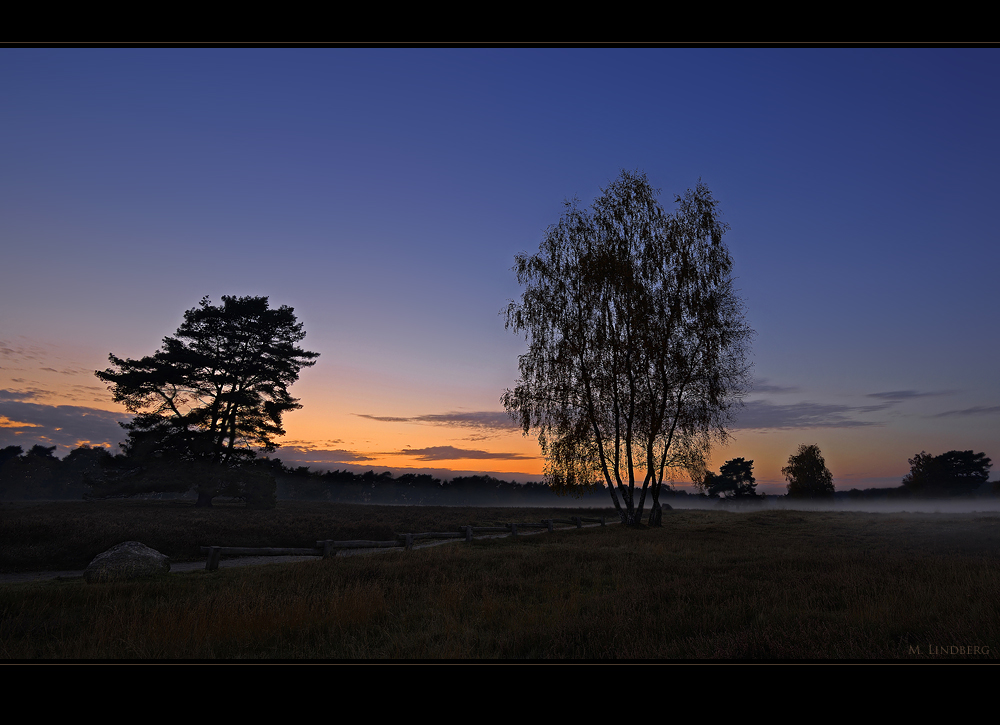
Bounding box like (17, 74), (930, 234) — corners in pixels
(85, 541), (170, 583)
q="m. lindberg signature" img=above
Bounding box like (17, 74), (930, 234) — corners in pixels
(909, 645), (989, 655)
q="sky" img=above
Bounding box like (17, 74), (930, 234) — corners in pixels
(1, 48), (998, 495)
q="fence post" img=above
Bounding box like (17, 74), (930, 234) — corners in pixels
(510, 523), (518, 537)
(545, 519), (553, 533)
(322, 540), (333, 558)
(206, 546), (221, 572)
(405, 533), (413, 551)
(574, 516), (582, 528)
(465, 526), (473, 543)
(600, 516), (605, 526)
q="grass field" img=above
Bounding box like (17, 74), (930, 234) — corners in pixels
(1, 501), (998, 659)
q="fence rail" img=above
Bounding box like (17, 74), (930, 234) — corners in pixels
(199, 516), (607, 570)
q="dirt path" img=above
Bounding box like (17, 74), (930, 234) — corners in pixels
(0, 555), (321, 584)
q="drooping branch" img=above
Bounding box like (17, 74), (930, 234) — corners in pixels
(503, 171), (752, 525)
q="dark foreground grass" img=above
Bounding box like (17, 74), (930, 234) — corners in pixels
(2, 507), (999, 659)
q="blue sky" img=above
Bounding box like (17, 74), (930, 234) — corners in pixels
(1, 48), (997, 493)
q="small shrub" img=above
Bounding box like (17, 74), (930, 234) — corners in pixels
(242, 471), (277, 510)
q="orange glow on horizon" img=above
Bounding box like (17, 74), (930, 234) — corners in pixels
(0, 337), (963, 491)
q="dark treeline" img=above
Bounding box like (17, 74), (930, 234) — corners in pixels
(825, 449), (996, 501)
(0, 444), (106, 500)
(0, 445), (746, 506)
(270, 463), (580, 506)
(2, 443), (996, 505)
(0, 444), (604, 506)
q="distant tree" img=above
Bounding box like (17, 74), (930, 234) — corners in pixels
(703, 457), (760, 499)
(63, 445), (112, 478)
(25, 444), (57, 460)
(902, 450), (992, 496)
(0, 444), (63, 499)
(0, 445), (23, 468)
(94, 295), (318, 506)
(782, 444), (834, 498)
(502, 170), (753, 526)
(20, 445), (59, 491)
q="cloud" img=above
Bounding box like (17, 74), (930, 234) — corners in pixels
(0, 389), (37, 402)
(415, 412), (518, 429)
(751, 379), (800, 394)
(931, 405), (1000, 418)
(867, 389), (953, 401)
(391, 446), (535, 462)
(732, 400), (886, 430)
(360, 400), (894, 435)
(0, 399), (129, 453)
(0, 415), (40, 428)
(38, 366), (91, 376)
(862, 392), (999, 418)
(279, 439), (344, 449)
(0, 339), (49, 364)
(0, 383), (105, 405)
(271, 446), (376, 465)
(355, 411), (518, 431)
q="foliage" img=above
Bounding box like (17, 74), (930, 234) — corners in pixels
(84, 455), (277, 510)
(703, 457), (760, 499)
(234, 467), (278, 510)
(503, 170), (753, 525)
(782, 444), (835, 498)
(901, 450), (992, 496)
(0, 445), (24, 469)
(94, 295), (316, 506)
(62, 445), (113, 480)
(270, 465), (578, 506)
(0, 444), (107, 500)
(0, 445), (58, 497)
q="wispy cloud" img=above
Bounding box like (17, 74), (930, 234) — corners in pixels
(361, 400), (891, 434)
(863, 391), (998, 419)
(355, 411), (518, 431)
(732, 400), (886, 430)
(391, 446), (534, 462)
(0, 415), (40, 428)
(0, 390), (37, 402)
(0, 399), (128, 452)
(39, 366), (92, 376)
(280, 439), (345, 449)
(751, 379), (800, 394)
(931, 405), (1000, 418)
(867, 389), (953, 401)
(272, 446), (375, 464)
(0, 338), (55, 367)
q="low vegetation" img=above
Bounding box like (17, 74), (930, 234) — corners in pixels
(1, 503), (998, 659)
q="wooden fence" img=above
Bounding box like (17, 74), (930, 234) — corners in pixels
(199, 516), (606, 571)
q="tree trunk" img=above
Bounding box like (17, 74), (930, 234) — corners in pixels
(649, 500), (662, 527)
